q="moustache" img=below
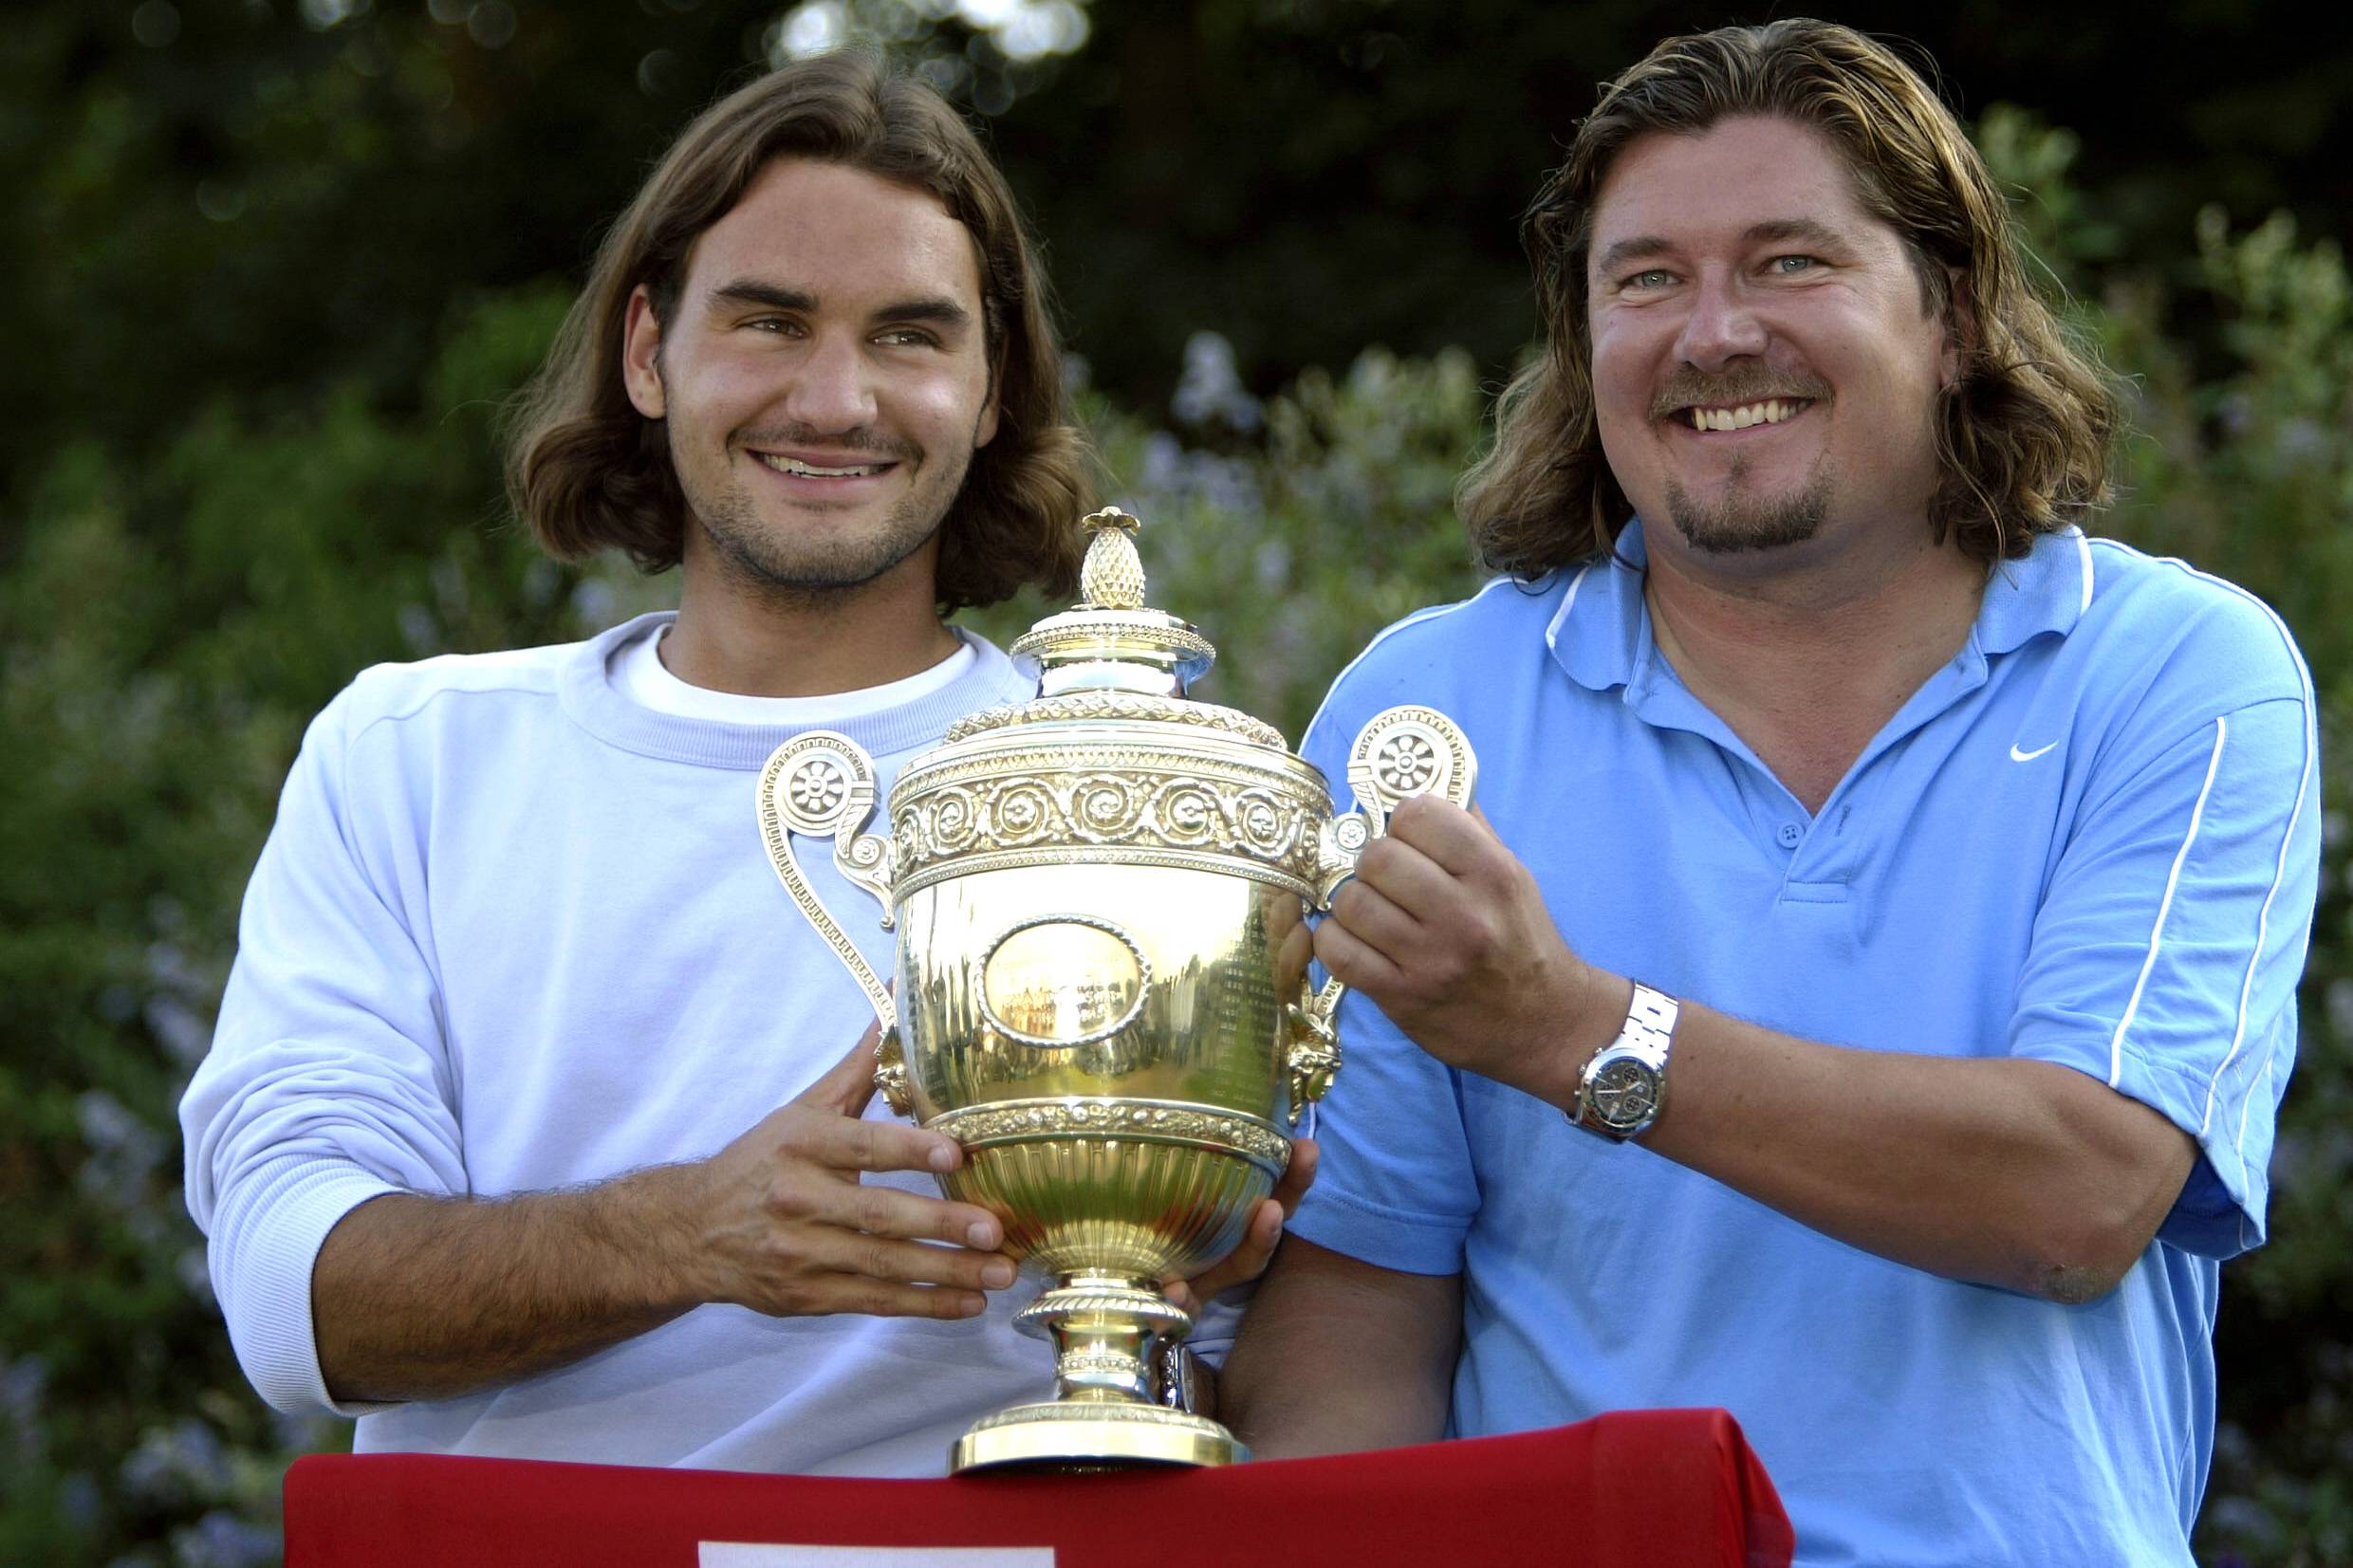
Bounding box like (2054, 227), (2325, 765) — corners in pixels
(732, 424), (917, 461)
(1648, 369), (1833, 419)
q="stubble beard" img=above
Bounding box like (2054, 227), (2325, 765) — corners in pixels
(677, 426), (980, 610)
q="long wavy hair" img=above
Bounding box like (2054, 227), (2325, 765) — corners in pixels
(507, 51), (1086, 612)
(1459, 19), (2119, 576)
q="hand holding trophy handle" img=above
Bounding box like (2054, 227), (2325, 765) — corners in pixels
(1290, 706), (1478, 1109)
(756, 732), (911, 1113)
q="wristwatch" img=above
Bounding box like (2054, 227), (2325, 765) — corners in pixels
(1567, 982), (1679, 1142)
(1153, 1341), (1212, 1417)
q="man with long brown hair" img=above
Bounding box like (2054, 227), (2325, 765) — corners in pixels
(180, 52), (1291, 1474)
(1224, 20), (2315, 1562)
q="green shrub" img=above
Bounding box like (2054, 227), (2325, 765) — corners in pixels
(1982, 107), (2353, 1567)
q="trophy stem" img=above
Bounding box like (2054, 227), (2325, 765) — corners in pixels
(1025, 1274), (1189, 1406)
(947, 1274), (1249, 1473)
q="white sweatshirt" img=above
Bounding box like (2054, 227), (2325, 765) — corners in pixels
(180, 613), (1084, 1474)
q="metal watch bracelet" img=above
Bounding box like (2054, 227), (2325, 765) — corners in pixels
(1567, 981), (1679, 1141)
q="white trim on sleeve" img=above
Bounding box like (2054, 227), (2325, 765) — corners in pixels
(2113, 546), (2321, 1182)
(2206, 700), (2316, 1162)
(2106, 716), (2228, 1087)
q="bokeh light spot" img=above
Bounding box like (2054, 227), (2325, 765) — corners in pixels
(638, 48), (683, 96)
(131, 1), (181, 47)
(195, 182), (246, 223)
(468, 0), (518, 48)
(769, 2), (848, 63)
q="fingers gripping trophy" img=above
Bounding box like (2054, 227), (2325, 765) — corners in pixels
(757, 507), (1474, 1471)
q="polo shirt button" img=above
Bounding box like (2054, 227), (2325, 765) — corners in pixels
(1776, 821), (1804, 849)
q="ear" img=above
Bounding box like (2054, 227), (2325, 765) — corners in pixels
(973, 348), (1002, 450)
(1938, 266), (1973, 387)
(621, 285), (666, 419)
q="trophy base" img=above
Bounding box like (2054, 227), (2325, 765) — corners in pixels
(951, 1401), (1247, 1473)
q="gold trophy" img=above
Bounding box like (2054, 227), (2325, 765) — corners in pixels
(757, 507), (1473, 1471)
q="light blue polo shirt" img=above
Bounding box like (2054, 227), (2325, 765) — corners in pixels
(1290, 523), (2317, 1568)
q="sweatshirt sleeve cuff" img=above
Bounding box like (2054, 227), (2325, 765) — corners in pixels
(210, 1154), (409, 1419)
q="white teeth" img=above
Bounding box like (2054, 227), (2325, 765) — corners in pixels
(756, 453), (887, 477)
(1686, 399), (1806, 432)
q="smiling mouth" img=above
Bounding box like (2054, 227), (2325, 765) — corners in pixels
(751, 452), (897, 478)
(1677, 398), (1813, 433)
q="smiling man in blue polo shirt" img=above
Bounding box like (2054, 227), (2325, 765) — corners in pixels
(1220, 20), (2318, 1566)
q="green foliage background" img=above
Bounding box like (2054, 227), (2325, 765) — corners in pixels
(4, 4), (2346, 1563)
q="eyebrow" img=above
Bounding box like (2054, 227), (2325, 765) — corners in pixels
(710, 280), (816, 315)
(1744, 218), (1848, 251)
(1591, 218), (1853, 280)
(1592, 235), (1675, 279)
(707, 279), (973, 332)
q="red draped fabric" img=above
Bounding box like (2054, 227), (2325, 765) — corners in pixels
(285, 1409), (1793, 1566)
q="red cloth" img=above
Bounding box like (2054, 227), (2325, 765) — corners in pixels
(285, 1409), (1791, 1566)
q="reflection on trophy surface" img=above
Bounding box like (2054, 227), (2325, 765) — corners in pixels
(759, 507), (1474, 1471)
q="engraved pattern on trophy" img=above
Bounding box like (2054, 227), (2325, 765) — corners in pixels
(888, 746), (1326, 898)
(1015, 615), (1218, 667)
(753, 506), (1477, 1472)
(931, 1101), (1292, 1163)
(946, 692), (1286, 748)
(984, 1402), (1206, 1428)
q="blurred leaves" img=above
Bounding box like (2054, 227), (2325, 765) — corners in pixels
(972, 342), (1490, 743)
(1982, 110), (2353, 1567)
(0, 286), (597, 1563)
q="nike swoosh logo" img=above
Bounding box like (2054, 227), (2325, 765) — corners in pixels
(2010, 740), (2059, 763)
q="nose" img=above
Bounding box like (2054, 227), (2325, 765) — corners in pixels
(781, 331), (879, 434)
(1673, 271), (1769, 371)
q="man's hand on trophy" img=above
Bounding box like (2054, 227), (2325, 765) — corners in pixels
(1158, 1135), (1320, 1317)
(676, 1025), (1020, 1321)
(1315, 795), (1604, 1104)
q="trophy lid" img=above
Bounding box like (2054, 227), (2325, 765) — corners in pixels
(1011, 507), (1216, 699)
(950, 506), (1283, 749)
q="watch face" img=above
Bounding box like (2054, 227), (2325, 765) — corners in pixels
(1590, 1058), (1659, 1128)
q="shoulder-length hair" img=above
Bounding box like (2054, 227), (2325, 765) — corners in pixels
(507, 51), (1086, 612)
(1459, 19), (2119, 577)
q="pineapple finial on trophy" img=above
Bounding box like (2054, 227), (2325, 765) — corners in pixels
(1079, 506), (1147, 610)
(1011, 505), (1214, 698)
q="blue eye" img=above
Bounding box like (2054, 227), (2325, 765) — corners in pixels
(1627, 268), (1675, 290)
(1771, 254), (1820, 275)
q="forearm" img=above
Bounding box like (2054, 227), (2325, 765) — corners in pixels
(1530, 980), (2197, 1301)
(1221, 1238), (1457, 1459)
(313, 1164), (708, 1404)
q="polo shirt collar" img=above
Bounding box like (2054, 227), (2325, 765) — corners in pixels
(1544, 519), (2096, 692)
(1975, 525), (2094, 654)
(1544, 520), (1654, 693)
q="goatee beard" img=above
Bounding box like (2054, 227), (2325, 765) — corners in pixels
(1664, 465), (1830, 555)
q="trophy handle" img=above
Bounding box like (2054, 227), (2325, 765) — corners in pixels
(1292, 707), (1478, 1117)
(1315, 705), (1478, 905)
(757, 732), (908, 1112)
